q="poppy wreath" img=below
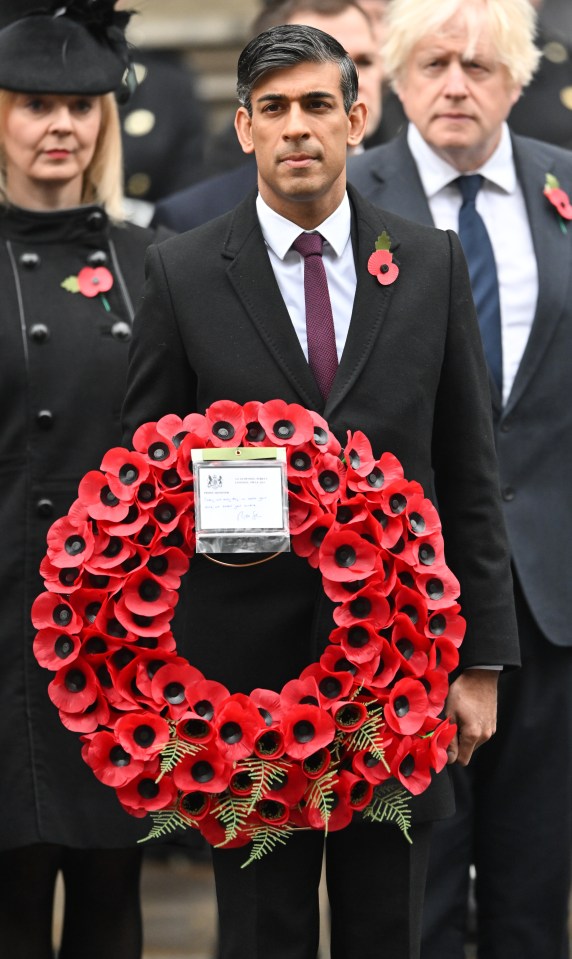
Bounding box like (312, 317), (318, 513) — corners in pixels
(32, 399), (464, 866)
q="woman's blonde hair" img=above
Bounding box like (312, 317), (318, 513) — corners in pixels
(383, 0), (541, 91)
(0, 90), (125, 220)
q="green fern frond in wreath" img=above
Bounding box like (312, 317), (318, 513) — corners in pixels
(306, 768), (338, 834)
(214, 794), (252, 845)
(139, 808), (197, 843)
(239, 757), (293, 811)
(346, 705), (389, 768)
(156, 736), (205, 782)
(241, 824), (294, 869)
(363, 783), (413, 843)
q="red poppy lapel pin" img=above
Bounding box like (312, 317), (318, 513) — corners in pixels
(61, 265), (114, 311)
(367, 230), (399, 286)
(543, 173), (572, 233)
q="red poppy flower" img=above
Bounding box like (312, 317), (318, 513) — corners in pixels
(81, 730), (145, 786)
(280, 676), (320, 711)
(115, 712), (171, 760)
(286, 441), (319, 480)
(299, 662), (354, 707)
(427, 718), (456, 772)
(319, 528), (379, 582)
(214, 693), (265, 761)
(132, 422), (178, 469)
(113, 594), (175, 637)
(427, 636), (460, 675)
(39, 555), (84, 594)
(46, 515), (95, 569)
(544, 186), (572, 220)
(310, 452), (347, 505)
(177, 715), (214, 745)
(333, 582), (392, 630)
(172, 745), (232, 794)
(117, 766), (178, 816)
(178, 791), (212, 822)
(59, 688), (110, 733)
(102, 503), (148, 538)
(330, 621), (382, 664)
(254, 727), (285, 759)
(281, 703), (336, 760)
(150, 661), (204, 719)
(333, 699), (368, 732)
(352, 747), (392, 785)
(31, 593), (82, 633)
(417, 566), (461, 609)
(250, 687), (282, 726)
(85, 530), (136, 573)
(291, 511), (335, 568)
(385, 678), (429, 735)
(421, 667), (450, 717)
(391, 737), (433, 795)
(77, 265), (113, 298)
(288, 495), (325, 539)
(77, 471), (130, 523)
(305, 771), (354, 831)
(100, 448), (151, 500)
(262, 764), (307, 805)
(122, 568), (178, 617)
(367, 637), (401, 691)
(205, 399), (246, 446)
(367, 249), (399, 286)
(307, 410), (341, 455)
(184, 678), (229, 725)
(258, 400), (315, 446)
(302, 747), (331, 780)
(255, 798), (291, 826)
(48, 659), (99, 713)
(33, 627), (81, 671)
(390, 614), (430, 677)
(424, 604), (466, 648)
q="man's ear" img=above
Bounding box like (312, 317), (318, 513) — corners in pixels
(347, 100), (368, 149)
(235, 107), (255, 155)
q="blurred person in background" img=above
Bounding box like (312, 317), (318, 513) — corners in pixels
(153, 0), (383, 232)
(0, 3), (167, 957)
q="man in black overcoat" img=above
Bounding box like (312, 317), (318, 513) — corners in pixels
(122, 24), (519, 959)
(348, 0), (572, 956)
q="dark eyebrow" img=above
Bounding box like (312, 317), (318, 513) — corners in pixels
(256, 90), (336, 104)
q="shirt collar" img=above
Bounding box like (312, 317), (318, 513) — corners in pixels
(407, 122), (516, 196)
(256, 191), (352, 260)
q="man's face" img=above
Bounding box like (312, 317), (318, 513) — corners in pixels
(395, 8), (521, 171)
(235, 60), (366, 227)
(287, 7), (383, 136)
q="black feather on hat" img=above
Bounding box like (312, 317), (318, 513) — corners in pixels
(0, 1), (135, 96)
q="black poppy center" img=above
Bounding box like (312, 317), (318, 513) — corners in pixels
(291, 452), (312, 471)
(426, 578), (444, 600)
(318, 676), (342, 699)
(400, 755), (415, 778)
(349, 596), (371, 618)
(319, 470), (339, 493)
(64, 535), (86, 556)
(164, 682), (185, 705)
(119, 464), (139, 485)
(192, 761), (214, 784)
(55, 635), (74, 659)
(246, 422), (265, 442)
(419, 544), (435, 566)
(139, 578), (161, 602)
(65, 669), (86, 693)
(182, 719), (210, 740)
(394, 695), (410, 718)
(220, 721), (243, 745)
(389, 493), (407, 514)
(429, 614), (446, 636)
(335, 545), (356, 568)
(100, 485), (119, 507)
(110, 745), (131, 767)
(396, 638), (414, 660)
(293, 720), (315, 743)
(347, 625), (369, 648)
(213, 420), (235, 440)
(134, 725), (156, 747)
(194, 700), (214, 720)
(53, 604), (72, 626)
(274, 419), (295, 439)
(367, 467), (384, 488)
(138, 779), (160, 799)
(148, 442), (169, 461)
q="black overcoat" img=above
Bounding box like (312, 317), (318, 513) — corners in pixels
(122, 185), (520, 823)
(0, 203), (161, 849)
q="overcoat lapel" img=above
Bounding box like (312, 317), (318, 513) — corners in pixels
(350, 134), (435, 226)
(504, 134), (572, 415)
(222, 191), (324, 410)
(325, 186), (400, 419)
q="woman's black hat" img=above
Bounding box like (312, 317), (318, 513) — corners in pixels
(0, 1), (133, 95)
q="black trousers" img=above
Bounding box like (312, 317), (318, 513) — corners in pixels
(212, 819), (433, 959)
(422, 576), (572, 959)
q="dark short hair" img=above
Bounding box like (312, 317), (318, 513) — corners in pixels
(236, 23), (359, 115)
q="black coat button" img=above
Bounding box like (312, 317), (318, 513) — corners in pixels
(111, 320), (131, 342)
(37, 498), (54, 518)
(86, 210), (106, 231)
(29, 323), (50, 343)
(37, 410), (54, 430)
(19, 252), (40, 269)
(87, 250), (109, 266)
(502, 487), (515, 501)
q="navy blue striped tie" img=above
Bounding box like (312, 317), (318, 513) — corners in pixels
(456, 175), (503, 394)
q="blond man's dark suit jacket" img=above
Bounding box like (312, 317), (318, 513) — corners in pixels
(122, 183), (519, 824)
(348, 134), (572, 652)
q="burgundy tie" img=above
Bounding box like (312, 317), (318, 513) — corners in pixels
(292, 232), (338, 400)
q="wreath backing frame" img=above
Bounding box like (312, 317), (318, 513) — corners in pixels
(32, 399), (463, 866)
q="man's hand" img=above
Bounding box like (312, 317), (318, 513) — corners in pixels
(444, 669), (499, 766)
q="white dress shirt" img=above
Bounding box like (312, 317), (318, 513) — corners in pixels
(256, 192), (356, 362)
(407, 123), (538, 406)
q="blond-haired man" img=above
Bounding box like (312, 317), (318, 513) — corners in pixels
(349, 1), (572, 956)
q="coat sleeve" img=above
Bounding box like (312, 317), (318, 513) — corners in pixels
(432, 229), (519, 670)
(121, 242), (198, 444)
